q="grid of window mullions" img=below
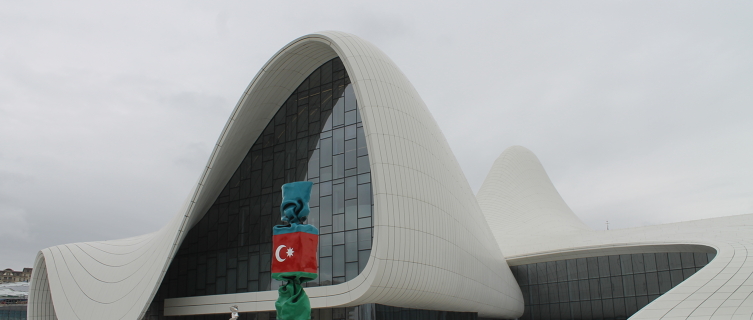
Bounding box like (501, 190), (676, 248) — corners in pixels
(159, 58), (374, 301)
(294, 81), (374, 288)
(512, 252), (715, 320)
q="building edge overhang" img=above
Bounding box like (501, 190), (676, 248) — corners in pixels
(478, 145), (753, 319)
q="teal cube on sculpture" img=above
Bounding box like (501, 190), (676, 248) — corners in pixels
(280, 181), (313, 224)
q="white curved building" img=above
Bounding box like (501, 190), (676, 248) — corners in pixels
(28, 32), (753, 320)
(478, 146), (753, 319)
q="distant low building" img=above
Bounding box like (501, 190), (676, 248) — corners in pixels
(0, 268), (32, 284)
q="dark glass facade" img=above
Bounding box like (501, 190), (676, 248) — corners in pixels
(142, 58), (377, 319)
(0, 305), (26, 320)
(510, 252), (716, 320)
(145, 304), (477, 320)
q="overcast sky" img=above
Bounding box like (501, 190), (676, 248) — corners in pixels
(2, 1), (752, 270)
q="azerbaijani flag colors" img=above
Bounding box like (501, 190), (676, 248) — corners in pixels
(272, 223), (318, 281)
(274, 181), (318, 320)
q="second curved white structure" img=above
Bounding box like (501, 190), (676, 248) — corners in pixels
(478, 146), (753, 319)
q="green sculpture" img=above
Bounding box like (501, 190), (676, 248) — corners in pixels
(272, 181), (318, 320)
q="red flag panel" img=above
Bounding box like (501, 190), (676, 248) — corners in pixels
(272, 231), (318, 274)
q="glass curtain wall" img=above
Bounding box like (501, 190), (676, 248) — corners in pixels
(143, 304), (477, 320)
(142, 57), (374, 319)
(510, 252), (716, 320)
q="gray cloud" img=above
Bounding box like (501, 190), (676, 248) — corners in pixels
(1, 1), (752, 270)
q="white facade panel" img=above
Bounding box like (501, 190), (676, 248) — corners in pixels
(478, 145), (753, 319)
(29, 32), (524, 319)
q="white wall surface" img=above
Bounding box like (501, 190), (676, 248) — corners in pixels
(478, 145), (753, 319)
(29, 32), (524, 320)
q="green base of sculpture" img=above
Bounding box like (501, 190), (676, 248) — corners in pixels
(275, 274), (314, 320)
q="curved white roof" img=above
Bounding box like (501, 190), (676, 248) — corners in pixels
(477, 145), (591, 255)
(478, 145), (753, 319)
(29, 31), (523, 319)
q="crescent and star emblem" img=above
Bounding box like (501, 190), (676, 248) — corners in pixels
(275, 245), (295, 262)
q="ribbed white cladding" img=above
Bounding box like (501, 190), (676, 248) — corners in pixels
(29, 32), (524, 319)
(478, 145), (753, 319)
(476, 146), (591, 255)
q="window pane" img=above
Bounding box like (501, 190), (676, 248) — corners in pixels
(358, 250), (370, 273)
(617, 297), (630, 317)
(537, 263), (548, 283)
(333, 183), (344, 214)
(345, 199), (358, 231)
(320, 257), (332, 286)
(634, 273), (648, 296)
(620, 254), (633, 274)
(623, 275), (636, 297)
(357, 156), (370, 174)
(345, 230), (358, 262)
(528, 265), (539, 285)
(643, 253), (656, 272)
(332, 97), (344, 127)
(567, 259), (578, 281)
(602, 298), (614, 318)
(333, 245), (345, 277)
(345, 262), (358, 281)
(344, 84), (356, 111)
(333, 154), (344, 179)
(319, 234), (332, 257)
(358, 217), (372, 229)
(546, 262), (557, 283)
(320, 196), (332, 226)
(609, 255), (621, 276)
(625, 297), (638, 314)
(591, 297), (603, 318)
(333, 214), (344, 232)
(357, 172), (370, 184)
(694, 252), (709, 267)
(320, 138), (332, 166)
(577, 258), (588, 280)
(358, 184), (372, 217)
(579, 280), (590, 300)
(320, 165), (332, 181)
(589, 279), (600, 299)
(357, 127), (367, 157)
(668, 253), (683, 270)
(646, 272), (660, 295)
(580, 301), (592, 318)
(598, 256), (610, 277)
(539, 283), (550, 303)
(571, 300), (582, 318)
(601, 277), (613, 298)
(611, 276), (624, 298)
(656, 253), (670, 271)
(332, 232), (344, 245)
(556, 260), (568, 282)
(344, 176), (357, 199)
(587, 257), (599, 279)
(557, 282), (568, 303)
(636, 295), (649, 311)
(658, 271), (672, 293)
(358, 228), (372, 250)
(344, 110), (357, 126)
(345, 140), (357, 170)
(683, 268), (696, 280)
(548, 283), (558, 303)
(632, 253), (645, 273)
(681, 253), (695, 269)
(568, 281), (580, 301)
